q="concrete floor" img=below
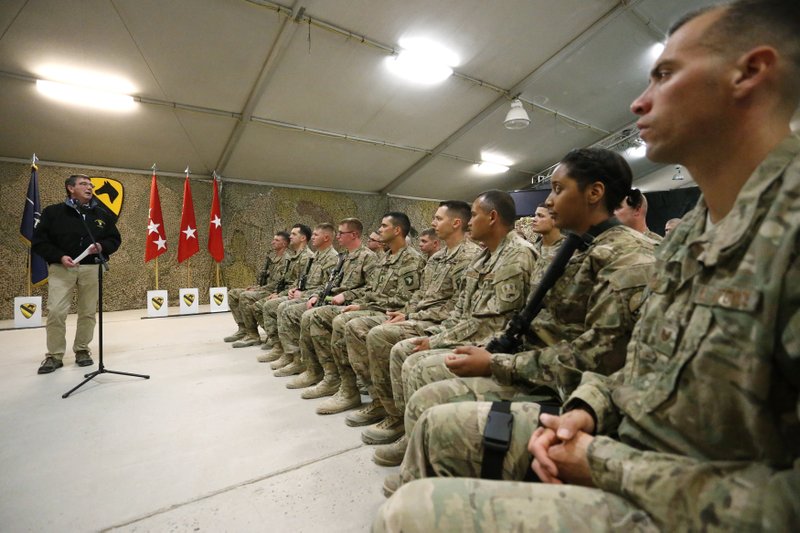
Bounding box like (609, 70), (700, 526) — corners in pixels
(0, 307), (393, 532)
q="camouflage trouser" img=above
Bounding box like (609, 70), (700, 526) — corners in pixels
(229, 287), (267, 326)
(388, 337), (428, 415)
(276, 299), (308, 357)
(306, 305), (345, 370)
(258, 296), (289, 349)
(401, 349), (460, 416)
(366, 321), (432, 417)
(402, 378), (555, 483)
(373, 478), (657, 533)
(331, 310), (383, 383)
(343, 313), (389, 398)
(239, 289), (270, 331)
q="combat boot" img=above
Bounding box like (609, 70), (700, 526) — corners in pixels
(301, 362), (340, 399)
(345, 400), (387, 427)
(257, 348), (280, 363)
(223, 325), (247, 342)
(274, 358), (304, 377)
(316, 373), (360, 415)
(232, 330), (261, 348)
(382, 473), (401, 498)
(270, 353), (291, 370)
(361, 415), (404, 445)
(286, 369), (322, 389)
(372, 435), (408, 467)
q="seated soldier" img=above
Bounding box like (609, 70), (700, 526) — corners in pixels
(417, 228), (441, 259)
(372, 190), (538, 465)
(223, 232), (288, 344)
(380, 147), (656, 484)
(315, 212), (426, 415)
(291, 218), (377, 399)
(375, 1), (800, 530)
(342, 201), (480, 435)
(235, 224), (313, 349)
(614, 189), (663, 242)
(258, 223), (338, 371)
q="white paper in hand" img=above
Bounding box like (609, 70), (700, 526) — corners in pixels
(72, 245), (96, 264)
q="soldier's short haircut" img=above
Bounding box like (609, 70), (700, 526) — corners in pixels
(475, 190), (516, 227)
(671, 1), (800, 100)
(292, 223), (312, 242)
(382, 212), (412, 237)
(439, 200), (471, 226)
(315, 222), (335, 235)
(275, 231), (290, 243)
(420, 228), (437, 239)
(559, 148), (633, 214)
(338, 217), (364, 236)
(536, 202), (548, 210)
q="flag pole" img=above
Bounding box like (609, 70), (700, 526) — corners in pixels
(215, 263), (220, 287)
(155, 256), (159, 290)
(27, 253), (31, 296)
(187, 259), (191, 287)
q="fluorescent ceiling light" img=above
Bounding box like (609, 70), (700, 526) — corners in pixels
(474, 161), (509, 174)
(34, 65), (136, 111)
(36, 79), (136, 111)
(626, 143), (648, 159)
(386, 38), (458, 85)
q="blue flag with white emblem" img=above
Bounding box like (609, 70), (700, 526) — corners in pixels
(19, 157), (48, 287)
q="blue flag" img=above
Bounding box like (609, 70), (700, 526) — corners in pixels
(20, 161), (48, 287)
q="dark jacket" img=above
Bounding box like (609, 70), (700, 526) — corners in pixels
(32, 200), (122, 265)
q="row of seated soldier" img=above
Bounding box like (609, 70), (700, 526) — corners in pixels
(218, 1), (798, 530)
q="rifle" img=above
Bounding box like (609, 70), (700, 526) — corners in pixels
(257, 255), (272, 286)
(485, 219), (620, 354)
(315, 252), (347, 307)
(298, 257), (315, 291)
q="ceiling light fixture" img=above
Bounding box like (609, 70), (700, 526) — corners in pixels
(626, 141), (648, 159)
(672, 165), (685, 180)
(385, 38), (458, 85)
(36, 79), (136, 112)
(504, 99), (530, 130)
(474, 161), (510, 174)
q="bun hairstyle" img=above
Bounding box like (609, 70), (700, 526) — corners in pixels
(623, 188), (644, 210)
(559, 148), (633, 213)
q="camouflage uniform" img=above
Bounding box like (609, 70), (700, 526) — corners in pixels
(399, 224), (655, 480)
(274, 246), (340, 359)
(301, 246), (377, 383)
(228, 252), (284, 333)
(256, 245), (314, 350)
(375, 135), (800, 532)
(363, 239), (481, 417)
(388, 232), (536, 415)
(643, 228), (663, 243)
(323, 246), (425, 408)
(529, 234), (564, 285)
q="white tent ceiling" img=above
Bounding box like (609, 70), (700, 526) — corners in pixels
(0, 0), (715, 200)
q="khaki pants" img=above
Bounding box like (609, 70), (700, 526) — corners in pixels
(46, 264), (99, 359)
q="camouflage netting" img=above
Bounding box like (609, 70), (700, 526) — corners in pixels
(0, 161), (439, 320)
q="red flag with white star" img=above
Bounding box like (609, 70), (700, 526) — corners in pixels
(177, 174), (199, 263)
(145, 170), (168, 262)
(207, 174), (224, 262)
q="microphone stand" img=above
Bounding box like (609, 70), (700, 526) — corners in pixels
(63, 202), (149, 398)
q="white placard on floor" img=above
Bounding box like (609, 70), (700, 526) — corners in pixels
(14, 296), (43, 328)
(179, 288), (199, 315)
(146, 290), (169, 317)
(209, 287), (229, 312)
